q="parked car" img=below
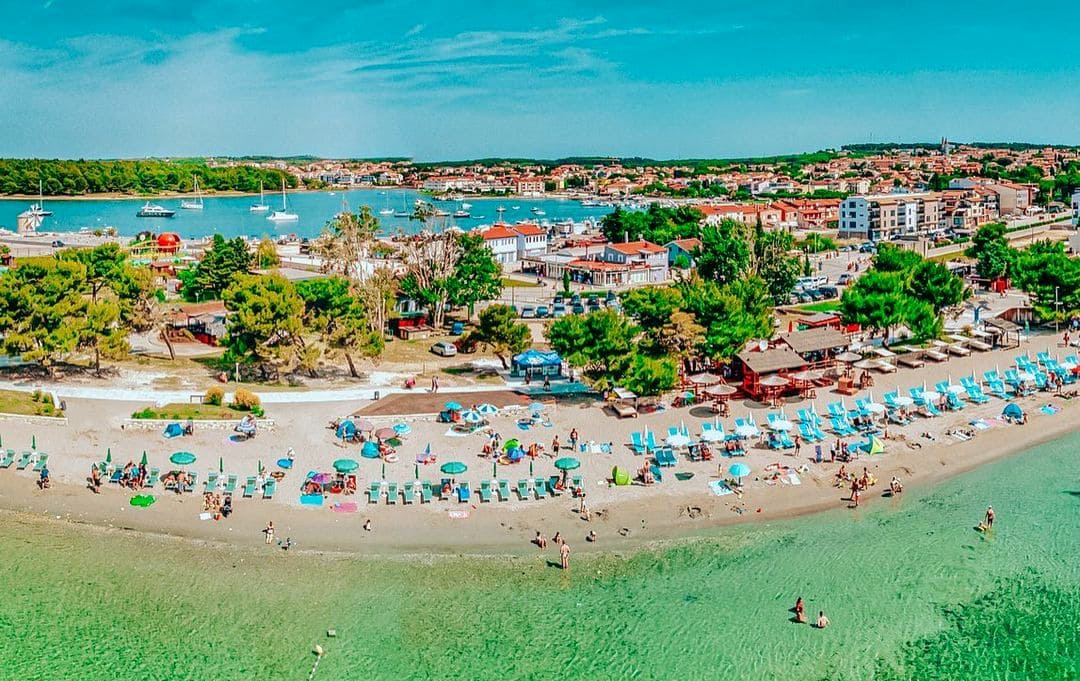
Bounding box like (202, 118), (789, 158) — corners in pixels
(430, 341), (458, 357)
(571, 304), (586, 315)
(552, 303), (568, 318)
(553, 295), (564, 305)
(570, 294), (582, 305)
(536, 305), (550, 318)
(818, 286), (839, 299)
(797, 292), (814, 304)
(837, 273), (854, 286)
(859, 243), (876, 253)
(50, 240), (65, 248)
(520, 306), (536, 319)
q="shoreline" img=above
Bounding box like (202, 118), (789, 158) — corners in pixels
(0, 188), (588, 202)
(2, 397), (1074, 559)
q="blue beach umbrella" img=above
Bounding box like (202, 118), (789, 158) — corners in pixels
(728, 463), (751, 481)
(462, 410), (482, 423)
(529, 402), (545, 412)
(393, 423), (411, 435)
(444, 401), (463, 412)
(1002, 403), (1024, 420)
(361, 441), (381, 459)
(477, 403), (499, 415)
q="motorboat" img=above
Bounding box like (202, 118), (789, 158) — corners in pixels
(137, 203), (175, 218)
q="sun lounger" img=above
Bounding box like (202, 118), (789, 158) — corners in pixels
(830, 417), (856, 436)
(183, 472), (198, 493)
(0, 450), (15, 469)
(454, 481), (469, 503)
(967, 339), (992, 352)
(924, 349), (948, 362)
(964, 386), (990, 404)
(32, 453), (48, 472)
(798, 422), (820, 442)
(262, 478), (276, 499)
(478, 480), (493, 503)
(16, 451), (33, 470)
(386, 482), (398, 504)
(222, 474), (237, 493)
(533, 478), (548, 500)
(571, 474), (584, 491)
(1036, 351), (1052, 366)
(853, 399), (873, 418)
(420, 481), (433, 504)
(630, 431), (646, 455)
(897, 354), (925, 368)
(667, 426), (679, 439)
(947, 344), (970, 357)
(368, 481), (382, 503)
(402, 481), (416, 504)
(516, 479), (530, 500)
(204, 471), (219, 492)
(654, 447), (677, 467)
(646, 431), (658, 450)
(145, 467), (159, 488)
(497, 479), (511, 501)
(776, 432), (795, 449)
(243, 476), (257, 498)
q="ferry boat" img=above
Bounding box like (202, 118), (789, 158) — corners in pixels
(136, 203), (176, 218)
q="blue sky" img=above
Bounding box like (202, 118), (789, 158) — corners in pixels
(0, 0), (1077, 160)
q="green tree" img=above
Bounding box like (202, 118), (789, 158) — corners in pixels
(182, 234), (253, 301)
(653, 310), (705, 359)
(222, 273), (307, 380)
(545, 309), (638, 383)
(909, 260), (966, 312)
(620, 286), (685, 331)
(312, 207), (380, 280)
(695, 219), (752, 285)
(297, 277), (382, 378)
(471, 304), (530, 368)
(0, 259), (87, 372)
(966, 223), (1016, 280)
(623, 354), (678, 396)
(255, 238), (280, 269)
(679, 276), (774, 359)
(448, 233), (502, 315)
(1012, 241), (1080, 321)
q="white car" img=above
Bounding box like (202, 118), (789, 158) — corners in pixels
(430, 341), (458, 357)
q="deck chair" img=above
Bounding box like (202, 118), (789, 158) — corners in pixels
(144, 467), (160, 488)
(183, 472), (198, 493)
(645, 431), (659, 450)
(243, 476), (257, 498)
(882, 392), (901, 410)
(517, 479), (530, 500)
(32, 453), (48, 472)
(798, 422), (820, 442)
(223, 474), (238, 493)
(204, 471), (219, 492)
(830, 417), (856, 436)
(262, 478), (276, 499)
(630, 431), (646, 455)
(1035, 351), (1052, 366)
(402, 481), (416, 504)
(420, 481), (433, 503)
(533, 478), (548, 500)
(16, 451), (33, 470)
(571, 474), (584, 491)
(497, 479), (511, 501)
(479, 480), (493, 503)
(386, 482), (398, 504)
(0, 450), (15, 468)
(367, 481), (382, 503)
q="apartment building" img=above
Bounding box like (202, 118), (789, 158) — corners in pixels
(479, 223), (549, 269)
(940, 187), (1000, 231)
(1072, 191), (1080, 226)
(949, 178), (1035, 216)
(838, 193), (943, 241)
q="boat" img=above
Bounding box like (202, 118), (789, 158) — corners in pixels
(531, 208), (546, 216)
(511, 205), (520, 210)
(378, 194), (394, 216)
(180, 175), (204, 210)
(434, 209), (451, 217)
(266, 178), (299, 222)
(461, 202), (472, 210)
(28, 180), (53, 218)
(137, 202), (175, 218)
(250, 181), (270, 212)
(496, 206), (506, 213)
(453, 210), (471, 219)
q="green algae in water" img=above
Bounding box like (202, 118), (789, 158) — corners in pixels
(0, 433), (1077, 680)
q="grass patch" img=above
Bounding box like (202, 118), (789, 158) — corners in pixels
(131, 403), (256, 420)
(791, 301), (841, 313)
(501, 277), (540, 288)
(0, 389), (64, 417)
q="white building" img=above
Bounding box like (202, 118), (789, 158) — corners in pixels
(479, 223), (549, 269)
(1072, 190), (1080, 226)
(838, 193), (943, 241)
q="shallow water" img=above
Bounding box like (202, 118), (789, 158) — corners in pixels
(1, 435), (1077, 680)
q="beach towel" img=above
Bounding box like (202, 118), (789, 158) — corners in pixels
(786, 473), (802, 486)
(1040, 405), (1059, 415)
(300, 494), (324, 506)
(198, 512), (213, 521)
(332, 502), (358, 513)
(447, 510), (469, 519)
(444, 428), (469, 438)
(516, 422), (531, 431)
(708, 480), (734, 496)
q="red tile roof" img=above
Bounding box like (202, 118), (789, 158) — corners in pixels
(667, 238), (702, 251)
(607, 240), (665, 255)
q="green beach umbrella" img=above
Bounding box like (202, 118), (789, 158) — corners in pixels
(492, 461), (497, 478)
(529, 459), (534, 477)
(219, 456), (224, 473)
(440, 461), (467, 476)
(258, 459), (263, 475)
(334, 458), (359, 473)
(169, 451), (196, 466)
(381, 461), (386, 480)
(140, 451), (148, 466)
(31, 435), (36, 450)
(414, 463), (419, 480)
(106, 448), (112, 464)
(554, 457), (580, 471)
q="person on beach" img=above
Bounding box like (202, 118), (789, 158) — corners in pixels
(569, 428), (579, 451)
(560, 542), (571, 571)
(535, 531), (548, 549)
(264, 522), (274, 545)
(90, 465), (102, 493)
(817, 611), (829, 629)
(221, 494), (232, 518)
(890, 477), (903, 494)
(984, 505), (995, 528)
(579, 494), (590, 521)
(794, 597), (806, 623)
(552, 435), (560, 453)
(553, 531), (563, 546)
(363, 519), (372, 532)
(851, 480), (860, 507)
(586, 530), (597, 543)
(38, 465), (50, 489)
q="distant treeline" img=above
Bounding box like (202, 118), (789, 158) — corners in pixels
(0, 159), (296, 196)
(842, 142), (1080, 153)
(413, 151), (844, 172)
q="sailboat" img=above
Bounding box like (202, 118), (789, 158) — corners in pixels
(378, 193), (394, 216)
(180, 175), (204, 210)
(250, 181), (270, 213)
(28, 180), (53, 218)
(266, 178), (299, 222)
(393, 195), (410, 218)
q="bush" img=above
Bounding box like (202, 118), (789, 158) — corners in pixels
(204, 386), (225, 406)
(32, 389), (42, 402)
(132, 407), (156, 419)
(231, 388), (261, 411)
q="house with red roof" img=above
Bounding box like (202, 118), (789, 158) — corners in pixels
(665, 237), (702, 268)
(602, 240), (669, 283)
(478, 222), (549, 269)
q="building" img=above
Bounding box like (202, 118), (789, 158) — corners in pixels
(665, 238), (702, 268)
(603, 241), (669, 283)
(478, 223), (549, 269)
(949, 178), (1035, 217)
(1072, 191), (1080, 226)
(838, 192), (943, 241)
(513, 176), (546, 195)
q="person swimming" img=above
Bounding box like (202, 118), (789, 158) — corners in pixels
(816, 611), (829, 629)
(794, 597), (806, 623)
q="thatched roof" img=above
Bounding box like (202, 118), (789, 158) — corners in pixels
(737, 347), (806, 375)
(779, 327), (849, 355)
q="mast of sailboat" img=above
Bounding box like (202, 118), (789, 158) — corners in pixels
(281, 177), (288, 210)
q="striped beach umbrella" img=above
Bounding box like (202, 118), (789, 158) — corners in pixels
(478, 403), (499, 415)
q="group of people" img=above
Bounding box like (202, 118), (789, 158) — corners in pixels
(160, 470), (194, 494)
(115, 461), (148, 489)
(203, 491), (233, 518)
(793, 597), (830, 629)
(534, 531), (576, 570)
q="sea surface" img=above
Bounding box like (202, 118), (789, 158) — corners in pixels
(0, 189), (614, 239)
(0, 434), (1076, 680)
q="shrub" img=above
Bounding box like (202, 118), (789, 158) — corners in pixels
(204, 386), (225, 406)
(231, 388), (261, 411)
(132, 407), (157, 419)
(32, 389), (42, 402)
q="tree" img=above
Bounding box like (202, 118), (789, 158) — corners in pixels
(562, 270), (571, 296)
(354, 266), (398, 336)
(77, 300), (127, 374)
(297, 277), (382, 378)
(0, 259), (87, 372)
(182, 234), (252, 301)
(311, 207), (380, 280)
(1012, 241), (1080, 321)
(447, 233), (502, 316)
(623, 354), (678, 396)
(694, 219), (752, 285)
(471, 304), (530, 368)
(255, 238), (280, 269)
(752, 228), (801, 302)
(654, 310), (705, 359)
(909, 260), (966, 312)
(840, 271), (941, 340)
(620, 286), (685, 331)
(966, 223), (1016, 280)
(545, 309), (638, 382)
(398, 231), (460, 329)
(222, 274), (307, 380)
(677, 276), (773, 359)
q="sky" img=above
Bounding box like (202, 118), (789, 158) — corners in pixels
(0, 0), (1078, 160)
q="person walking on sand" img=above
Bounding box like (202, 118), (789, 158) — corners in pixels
(816, 611), (829, 629)
(552, 435), (560, 454)
(264, 521), (274, 545)
(569, 428), (579, 451)
(560, 542), (571, 571)
(363, 519), (372, 532)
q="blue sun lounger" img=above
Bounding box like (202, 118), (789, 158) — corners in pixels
(16, 451), (33, 470)
(630, 431), (646, 455)
(478, 480), (493, 503)
(420, 481), (433, 503)
(516, 479), (530, 500)
(367, 481), (382, 503)
(262, 478), (276, 499)
(533, 478), (548, 500)
(386, 482), (398, 504)
(32, 453), (48, 472)
(243, 476), (257, 498)
(830, 417), (856, 436)
(0, 450), (15, 469)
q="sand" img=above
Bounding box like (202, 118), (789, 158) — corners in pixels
(0, 338), (1076, 557)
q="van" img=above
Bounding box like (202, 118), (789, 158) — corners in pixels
(795, 276), (827, 291)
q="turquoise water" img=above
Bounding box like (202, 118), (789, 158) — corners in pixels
(0, 189), (613, 239)
(0, 434), (1076, 680)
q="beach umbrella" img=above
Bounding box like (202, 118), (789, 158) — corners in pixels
(688, 372), (721, 385)
(140, 451), (148, 466)
(529, 459), (534, 477)
(169, 451), (196, 466)
(106, 448), (112, 464)
(554, 457), (581, 471)
(729, 462), (751, 481)
(1017, 371), (1035, 382)
(353, 419), (374, 432)
(492, 461), (498, 478)
(864, 401), (885, 414)
(374, 427), (396, 440)
(393, 423), (411, 435)
(311, 473), (332, 485)
(769, 419), (794, 431)
(705, 384), (737, 397)
(529, 402), (545, 413)
(922, 390), (941, 401)
(258, 460), (264, 475)
(444, 401), (463, 412)
(333, 458), (359, 473)
(667, 433), (692, 448)
(894, 395), (914, 407)
(414, 463), (419, 480)
(477, 403), (499, 415)
(31, 435), (36, 450)
(440, 461), (467, 476)
(219, 456), (224, 473)
(836, 351), (863, 364)
(734, 424), (758, 438)
(462, 409), (482, 423)
(759, 375), (790, 388)
(791, 369), (823, 383)
(361, 441), (381, 459)
(700, 429), (725, 442)
(381, 462), (386, 479)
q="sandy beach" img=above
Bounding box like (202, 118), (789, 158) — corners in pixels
(0, 338), (1076, 557)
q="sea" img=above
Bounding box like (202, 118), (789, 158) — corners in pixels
(0, 433), (1076, 680)
(0, 189), (615, 240)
